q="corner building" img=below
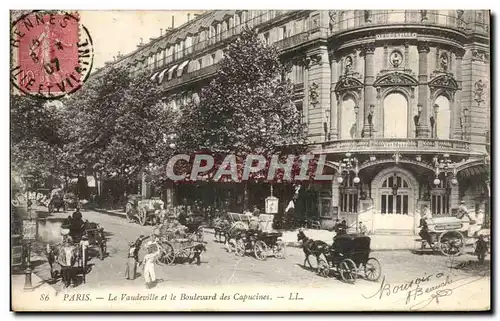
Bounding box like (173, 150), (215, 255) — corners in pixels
(106, 10), (490, 235)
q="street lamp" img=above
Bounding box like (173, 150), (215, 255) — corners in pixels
(337, 153), (361, 233)
(22, 174), (35, 292)
(433, 154), (458, 187)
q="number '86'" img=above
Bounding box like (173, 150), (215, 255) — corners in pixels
(40, 294), (50, 301)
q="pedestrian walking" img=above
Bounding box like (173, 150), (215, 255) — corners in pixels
(359, 221), (368, 235)
(125, 241), (138, 280)
(142, 244), (161, 288)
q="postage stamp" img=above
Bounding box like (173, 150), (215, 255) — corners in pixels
(10, 11), (94, 99)
(9, 9), (491, 312)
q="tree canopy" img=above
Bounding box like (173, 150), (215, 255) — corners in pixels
(177, 28), (305, 158)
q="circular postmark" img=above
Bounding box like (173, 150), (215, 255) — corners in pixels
(10, 10), (94, 99)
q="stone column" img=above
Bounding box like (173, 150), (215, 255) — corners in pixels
(329, 52), (338, 139)
(453, 51), (464, 139)
(362, 43), (376, 136)
(417, 42), (431, 137)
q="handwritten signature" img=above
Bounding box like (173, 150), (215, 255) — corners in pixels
(363, 272), (487, 311)
(408, 274), (486, 311)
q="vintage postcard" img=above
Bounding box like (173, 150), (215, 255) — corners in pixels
(10, 9), (491, 311)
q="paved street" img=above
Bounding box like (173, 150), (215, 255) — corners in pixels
(22, 209), (489, 296)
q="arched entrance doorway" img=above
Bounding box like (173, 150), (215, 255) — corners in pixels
(371, 167), (419, 232)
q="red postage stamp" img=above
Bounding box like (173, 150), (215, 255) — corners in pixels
(10, 11), (94, 99)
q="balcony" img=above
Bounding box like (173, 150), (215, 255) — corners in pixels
(319, 138), (488, 155)
(275, 32), (310, 51)
(331, 10), (485, 35)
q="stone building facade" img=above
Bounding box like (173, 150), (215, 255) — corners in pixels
(103, 10), (490, 234)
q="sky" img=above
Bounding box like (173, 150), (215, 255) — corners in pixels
(80, 11), (205, 69)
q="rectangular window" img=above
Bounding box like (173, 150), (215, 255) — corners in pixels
(197, 58), (202, 70)
(211, 53), (216, 64)
(381, 195), (387, 214)
(396, 195), (402, 214)
(403, 195), (408, 214)
(388, 195), (393, 214)
(296, 64), (304, 83)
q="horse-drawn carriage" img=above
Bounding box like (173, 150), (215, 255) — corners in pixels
(416, 216), (482, 257)
(125, 195), (164, 226)
(152, 219), (207, 265)
(317, 234), (381, 284)
(48, 188), (68, 213)
(235, 230), (286, 260)
(45, 218), (107, 285)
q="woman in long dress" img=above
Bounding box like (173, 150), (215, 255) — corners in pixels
(125, 241), (137, 280)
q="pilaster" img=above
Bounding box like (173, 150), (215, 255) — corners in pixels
(417, 42), (431, 137)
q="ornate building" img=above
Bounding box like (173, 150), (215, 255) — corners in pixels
(103, 10), (490, 234)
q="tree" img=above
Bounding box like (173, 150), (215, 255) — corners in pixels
(177, 28), (306, 209)
(60, 67), (177, 199)
(10, 95), (64, 183)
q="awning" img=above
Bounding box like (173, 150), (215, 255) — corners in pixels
(150, 71), (160, 82)
(157, 68), (169, 84)
(177, 60), (190, 77)
(167, 64), (179, 81)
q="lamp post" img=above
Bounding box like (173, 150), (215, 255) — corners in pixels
(22, 174), (35, 292)
(433, 154), (459, 197)
(337, 153), (361, 233)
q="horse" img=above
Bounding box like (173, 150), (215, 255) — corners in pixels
(46, 242), (80, 287)
(297, 229), (329, 270)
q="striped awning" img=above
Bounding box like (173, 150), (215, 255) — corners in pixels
(157, 68), (169, 84)
(150, 71), (160, 82)
(167, 64), (179, 81)
(176, 60), (190, 77)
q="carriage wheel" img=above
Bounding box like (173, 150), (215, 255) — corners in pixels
(254, 241), (268, 261)
(235, 239), (246, 257)
(158, 243), (176, 265)
(317, 259), (330, 278)
(364, 258), (382, 282)
(196, 227), (204, 242)
(438, 231), (465, 257)
(339, 258), (357, 284)
(138, 208), (147, 226)
(274, 241), (286, 259)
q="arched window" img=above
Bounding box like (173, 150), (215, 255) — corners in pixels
(340, 95), (357, 139)
(383, 93), (408, 138)
(435, 95), (451, 139)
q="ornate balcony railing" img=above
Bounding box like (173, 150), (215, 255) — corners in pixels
(330, 10), (484, 35)
(274, 32), (310, 51)
(320, 138), (484, 153)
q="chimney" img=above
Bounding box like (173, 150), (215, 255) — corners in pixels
(137, 38), (144, 48)
(160, 28), (163, 36)
(171, 15), (175, 29)
(188, 13), (191, 22)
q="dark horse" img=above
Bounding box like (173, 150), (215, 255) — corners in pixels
(297, 229), (328, 269)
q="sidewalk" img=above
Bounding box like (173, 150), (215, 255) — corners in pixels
(11, 272), (57, 311)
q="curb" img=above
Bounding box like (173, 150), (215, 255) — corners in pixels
(93, 208), (128, 219)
